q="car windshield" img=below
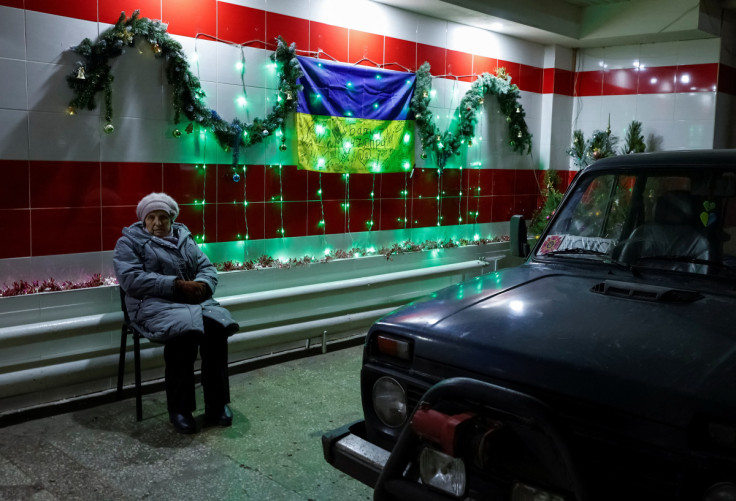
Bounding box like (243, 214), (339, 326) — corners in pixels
(535, 165), (736, 278)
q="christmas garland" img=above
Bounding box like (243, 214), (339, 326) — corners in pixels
(411, 63), (532, 167)
(68, 12), (533, 168)
(66, 10), (303, 165)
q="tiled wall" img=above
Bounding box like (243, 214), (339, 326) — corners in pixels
(0, 0), (726, 282)
(572, 39), (722, 150)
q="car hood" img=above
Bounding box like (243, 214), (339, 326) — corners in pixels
(377, 264), (736, 428)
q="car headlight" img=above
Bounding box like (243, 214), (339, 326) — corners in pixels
(372, 376), (407, 427)
(703, 482), (736, 501)
(419, 446), (466, 497)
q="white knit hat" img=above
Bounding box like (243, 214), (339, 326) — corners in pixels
(136, 192), (179, 222)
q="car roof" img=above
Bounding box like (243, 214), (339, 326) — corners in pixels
(583, 149), (736, 173)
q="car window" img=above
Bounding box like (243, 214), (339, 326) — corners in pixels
(535, 167), (736, 278)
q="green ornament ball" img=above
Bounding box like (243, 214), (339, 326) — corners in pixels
(103, 123), (114, 134)
(173, 129), (182, 138)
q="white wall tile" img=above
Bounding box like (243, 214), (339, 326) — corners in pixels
(572, 95), (603, 125)
(216, 83), (268, 124)
(264, 0), (309, 18)
(171, 35), (218, 84)
(638, 40), (680, 68)
(674, 92), (716, 121)
(28, 111), (100, 161)
(100, 117), (168, 163)
(0, 6), (26, 60)
(222, 0), (267, 8)
(469, 30), (504, 60)
(495, 34), (543, 67)
(415, 16), (447, 47)
(0, 58), (28, 111)
(676, 38), (720, 65)
(669, 119), (714, 149)
(635, 93), (675, 121)
(309, 0), (354, 29)
(110, 50), (166, 120)
(344, 0), (393, 35)
(25, 11), (97, 65)
(446, 24), (485, 55)
(0, 109), (29, 160)
(603, 94), (638, 129)
(377, 4), (419, 42)
(519, 90), (541, 120)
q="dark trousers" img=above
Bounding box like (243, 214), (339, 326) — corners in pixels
(163, 318), (230, 414)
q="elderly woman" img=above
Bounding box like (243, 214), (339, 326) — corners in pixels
(113, 192), (239, 434)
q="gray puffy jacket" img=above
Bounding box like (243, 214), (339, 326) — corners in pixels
(113, 222), (239, 341)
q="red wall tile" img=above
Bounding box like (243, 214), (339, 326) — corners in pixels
(0, 209), (30, 259)
(265, 164), (308, 202)
(266, 12), (309, 51)
(637, 65), (676, 94)
(543, 68), (555, 94)
(162, 163), (216, 207)
(491, 195), (514, 223)
(417, 43), (445, 75)
(378, 172), (408, 199)
(440, 196), (461, 225)
(474, 196), (493, 223)
(30, 161), (100, 208)
(379, 199), (408, 230)
(99, 1), (161, 24)
(497, 60), (520, 87)
(446, 49), (472, 82)
(603, 68), (638, 95)
(0, 0), (24, 8)
(473, 55), (497, 76)
(574, 70), (604, 96)
(519, 64), (542, 93)
(348, 199), (376, 231)
(554, 68), (574, 96)
(349, 29), (384, 67)
(1, 160), (29, 210)
(491, 169), (515, 196)
(32, 207), (101, 255)
(177, 203), (217, 242)
(102, 206), (135, 250)
(25, 0), (96, 21)
(348, 173), (377, 200)
(412, 168), (439, 199)
(101, 162), (163, 206)
(320, 199), (346, 234)
(218, 2), (265, 48)
(411, 198), (438, 227)
(676, 63), (718, 93)
(213, 202), (247, 242)
(384, 36), (416, 73)
(310, 21), (348, 62)
(515, 169), (539, 195)
(315, 171), (349, 201)
(240, 201), (265, 241)
(162, 0), (216, 38)
(306, 201), (327, 236)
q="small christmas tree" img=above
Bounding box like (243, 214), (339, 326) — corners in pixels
(529, 170), (564, 236)
(621, 120), (646, 154)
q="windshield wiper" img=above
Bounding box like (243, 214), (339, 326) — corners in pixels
(635, 255), (724, 268)
(542, 248), (608, 257)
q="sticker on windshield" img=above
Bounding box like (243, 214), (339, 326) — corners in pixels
(539, 235), (563, 254)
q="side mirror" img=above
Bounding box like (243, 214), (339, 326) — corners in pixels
(509, 215), (530, 258)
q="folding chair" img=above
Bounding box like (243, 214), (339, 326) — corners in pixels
(116, 288), (146, 421)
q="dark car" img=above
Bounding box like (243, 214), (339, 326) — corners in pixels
(322, 150), (736, 501)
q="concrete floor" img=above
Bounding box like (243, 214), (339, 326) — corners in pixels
(0, 344), (373, 501)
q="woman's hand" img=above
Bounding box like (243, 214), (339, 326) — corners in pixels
(174, 280), (210, 304)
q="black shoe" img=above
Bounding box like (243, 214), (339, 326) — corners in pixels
(204, 404), (233, 427)
(169, 412), (197, 434)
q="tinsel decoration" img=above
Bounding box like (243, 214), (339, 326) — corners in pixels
(66, 11), (303, 167)
(411, 63), (532, 168)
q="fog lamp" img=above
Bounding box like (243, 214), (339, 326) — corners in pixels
(372, 376), (407, 427)
(512, 482), (565, 501)
(419, 447), (466, 497)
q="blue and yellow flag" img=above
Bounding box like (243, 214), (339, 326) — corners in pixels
(296, 57), (416, 174)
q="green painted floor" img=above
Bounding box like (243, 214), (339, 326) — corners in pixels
(0, 345), (372, 501)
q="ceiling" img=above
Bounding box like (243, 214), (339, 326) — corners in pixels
(372, 0), (728, 48)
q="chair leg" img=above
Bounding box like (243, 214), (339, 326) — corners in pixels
(117, 326), (128, 399)
(134, 333), (143, 421)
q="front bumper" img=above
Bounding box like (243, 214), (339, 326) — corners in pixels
(322, 419), (390, 488)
